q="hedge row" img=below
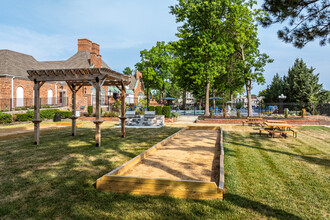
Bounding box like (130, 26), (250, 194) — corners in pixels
(150, 106), (172, 118)
(0, 113), (12, 124)
(13, 109), (72, 122)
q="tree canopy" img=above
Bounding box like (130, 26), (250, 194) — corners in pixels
(122, 67), (134, 75)
(262, 58), (329, 105)
(261, 0), (330, 48)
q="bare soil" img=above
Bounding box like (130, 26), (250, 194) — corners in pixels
(123, 130), (219, 182)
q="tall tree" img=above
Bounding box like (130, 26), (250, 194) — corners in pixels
(170, 0), (230, 116)
(135, 42), (174, 103)
(261, 0), (330, 48)
(262, 73), (285, 103)
(284, 58), (324, 104)
(122, 67), (133, 75)
(225, 1), (273, 116)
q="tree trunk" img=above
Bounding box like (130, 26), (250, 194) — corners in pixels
(204, 81), (210, 116)
(241, 44), (252, 117)
(212, 85), (216, 111)
(230, 90), (233, 108)
(246, 80), (253, 117)
(161, 82), (165, 104)
(199, 97), (202, 110)
(183, 88), (186, 110)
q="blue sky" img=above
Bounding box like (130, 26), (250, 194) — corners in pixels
(0, 0), (328, 95)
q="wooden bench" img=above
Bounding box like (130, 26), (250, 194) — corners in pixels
(268, 130), (291, 138)
(291, 129), (299, 138)
(259, 128), (268, 136)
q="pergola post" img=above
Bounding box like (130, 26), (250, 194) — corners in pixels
(91, 78), (104, 147)
(120, 82), (126, 138)
(67, 84), (82, 136)
(32, 80), (44, 145)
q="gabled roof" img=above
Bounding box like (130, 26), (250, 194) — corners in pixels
(128, 75), (137, 90)
(0, 49), (112, 78)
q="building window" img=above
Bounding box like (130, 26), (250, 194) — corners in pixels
(48, 89), (53, 105)
(84, 87), (87, 94)
(16, 86), (24, 107)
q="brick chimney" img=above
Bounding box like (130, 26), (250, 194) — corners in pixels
(91, 42), (102, 68)
(78, 38), (92, 52)
(77, 38), (102, 68)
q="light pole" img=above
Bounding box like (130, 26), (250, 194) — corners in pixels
(278, 94), (286, 114)
(143, 59), (150, 109)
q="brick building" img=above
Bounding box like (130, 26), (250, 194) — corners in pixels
(0, 39), (146, 111)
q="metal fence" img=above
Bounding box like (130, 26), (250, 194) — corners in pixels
(0, 97), (69, 111)
(170, 102), (330, 116)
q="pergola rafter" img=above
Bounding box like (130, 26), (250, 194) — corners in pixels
(27, 68), (130, 146)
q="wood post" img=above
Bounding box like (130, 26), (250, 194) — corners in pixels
(32, 80), (44, 145)
(120, 82), (126, 138)
(71, 85), (77, 136)
(91, 79), (104, 147)
(67, 83), (82, 137)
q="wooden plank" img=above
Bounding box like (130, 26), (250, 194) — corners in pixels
(186, 126), (220, 131)
(100, 175), (217, 188)
(96, 181), (218, 193)
(219, 128), (225, 190)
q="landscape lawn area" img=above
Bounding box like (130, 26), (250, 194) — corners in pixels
(0, 123), (329, 219)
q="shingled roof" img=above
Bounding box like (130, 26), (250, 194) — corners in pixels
(0, 49), (112, 78)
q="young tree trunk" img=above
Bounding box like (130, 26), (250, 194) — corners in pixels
(161, 82), (165, 104)
(246, 80), (253, 117)
(230, 90), (233, 108)
(204, 81), (210, 116)
(183, 88), (187, 110)
(241, 44), (253, 117)
(199, 97), (202, 110)
(212, 85), (216, 110)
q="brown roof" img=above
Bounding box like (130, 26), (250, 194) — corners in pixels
(0, 49), (112, 78)
(128, 75), (137, 90)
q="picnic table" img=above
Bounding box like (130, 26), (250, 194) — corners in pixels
(242, 117), (263, 126)
(260, 122), (297, 138)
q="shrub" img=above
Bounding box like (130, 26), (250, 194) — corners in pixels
(40, 109), (59, 119)
(237, 110), (241, 118)
(0, 113), (12, 124)
(15, 113), (30, 121)
(284, 109), (288, 118)
(155, 106), (162, 115)
(236, 102), (243, 109)
(148, 106), (155, 111)
(210, 110), (213, 118)
(88, 106), (93, 116)
(41, 105), (50, 108)
(162, 106), (171, 118)
(57, 110), (72, 118)
(104, 111), (119, 117)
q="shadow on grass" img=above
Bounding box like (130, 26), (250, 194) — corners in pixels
(226, 131), (329, 168)
(224, 193), (303, 220)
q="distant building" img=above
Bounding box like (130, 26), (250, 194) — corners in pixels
(235, 95), (262, 108)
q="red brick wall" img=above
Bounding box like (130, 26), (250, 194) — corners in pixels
(0, 77), (12, 99)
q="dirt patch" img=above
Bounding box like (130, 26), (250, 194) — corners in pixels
(123, 130), (218, 182)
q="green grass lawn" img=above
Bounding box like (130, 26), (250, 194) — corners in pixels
(0, 123), (329, 219)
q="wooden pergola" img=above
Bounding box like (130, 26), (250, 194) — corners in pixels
(27, 68), (130, 146)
